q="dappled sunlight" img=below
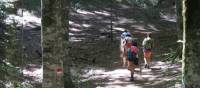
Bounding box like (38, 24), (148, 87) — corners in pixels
(94, 11), (110, 16)
(1, 0), (17, 8)
(70, 28), (82, 32)
(5, 9), (41, 29)
(131, 25), (146, 31)
(147, 24), (160, 31)
(113, 27), (125, 32)
(117, 17), (136, 24)
(69, 21), (81, 27)
(76, 9), (95, 15)
(160, 13), (176, 22)
(81, 68), (129, 82)
(69, 37), (85, 42)
(23, 64), (43, 83)
(69, 33), (75, 36)
(69, 21), (74, 24)
(82, 24), (92, 28)
(5, 9), (40, 25)
(21, 10), (41, 24)
(118, 4), (131, 9)
(78, 60), (181, 88)
(100, 84), (143, 88)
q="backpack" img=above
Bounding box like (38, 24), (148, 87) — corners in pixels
(127, 48), (133, 60)
(127, 46), (139, 65)
(131, 46), (138, 54)
(144, 38), (153, 49)
(127, 46), (136, 60)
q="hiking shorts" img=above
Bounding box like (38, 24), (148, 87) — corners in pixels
(143, 49), (152, 59)
(127, 60), (136, 72)
(127, 57), (138, 66)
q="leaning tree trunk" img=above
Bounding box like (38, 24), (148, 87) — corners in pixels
(42, 0), (74, 88)
(182, 0), (200, 88)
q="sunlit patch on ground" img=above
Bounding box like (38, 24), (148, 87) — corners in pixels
(94, 11), (110, 16)
(76, 9), (95, 15)
(160, 13), (176, 22)
(4, 9), (41, 28)
(23, 64), (43, 83)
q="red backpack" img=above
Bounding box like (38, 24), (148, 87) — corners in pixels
(131, 46), (138, 55)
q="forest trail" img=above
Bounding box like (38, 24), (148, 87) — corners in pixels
(69, 3), (181, 87)
(79, 60), (181, 88)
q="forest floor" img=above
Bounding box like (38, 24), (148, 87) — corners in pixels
(76, 57), (181, 88)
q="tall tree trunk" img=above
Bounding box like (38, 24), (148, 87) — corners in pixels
(110, 3), (113, 41)
(182, 0), (200, 87)
(42, 0), (74, 88)
(176, 0), (182, 40)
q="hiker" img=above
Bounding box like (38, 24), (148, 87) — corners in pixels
(120, 30), (131, 67)
(125, 41), (139, 81)
(142, 33), (154, 69)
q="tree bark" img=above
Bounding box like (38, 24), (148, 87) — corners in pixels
(183, 0), (200, 88)
(176, 0), (182, 40)
(42, 0), (74, 88)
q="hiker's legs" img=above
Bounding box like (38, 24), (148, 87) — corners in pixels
(130, 72), (134, 81)
(143, 52), (148, 68)
(127, 61), (135, 81)
(147, 51), (152, 67)
(144, 57), (147, 65)
(120, 50), (124, 67)
(146, 51), (152, 68)
(123, 57), (127, 67)
(120, 51), (125, 66)
(144, 51), (151, 68)
(120, 41), (127, 67)
(146, 58), (150, 69)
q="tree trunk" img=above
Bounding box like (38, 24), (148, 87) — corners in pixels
(42, 0), (74, 88)
(182, 0), (200, 88)
(110, 3), (113, 41)
(176, 0), (182, 40)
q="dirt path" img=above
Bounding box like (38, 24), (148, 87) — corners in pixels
(79, 60), (181, 88)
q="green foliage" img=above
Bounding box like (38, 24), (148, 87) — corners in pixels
(0, 0), (7, 62)
(15, 82), (34, 88)
(0, 1), (27, 87)
(0, 61), (24, 88)
(71, 0), (118, 9)
(125, 0), (159, 7)
(159, 46), (182, 63)
(0, 2), (6, 21)
(12, 0), (41, 16)
(23, 0), (41, 10)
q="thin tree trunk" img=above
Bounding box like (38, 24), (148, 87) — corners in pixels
(110, 3), (113, 41)
(176, 0), (182, 40)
